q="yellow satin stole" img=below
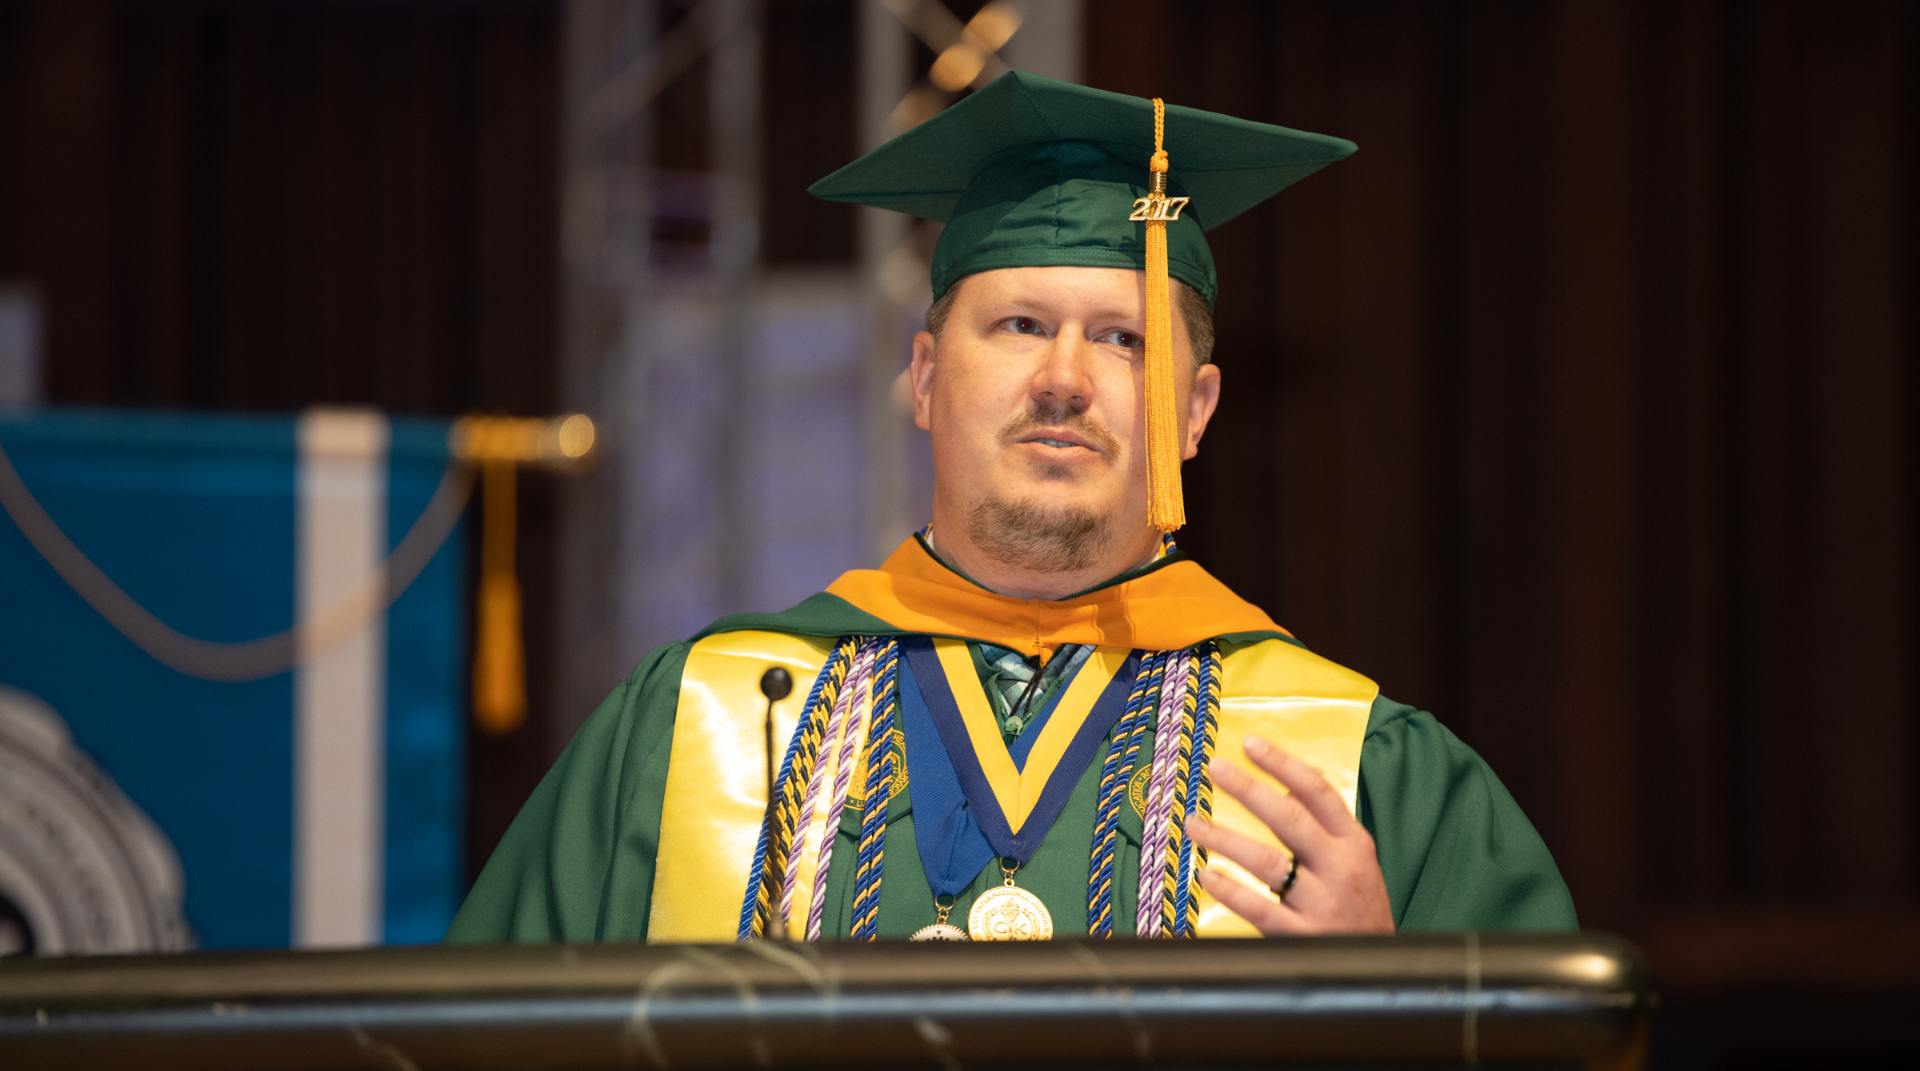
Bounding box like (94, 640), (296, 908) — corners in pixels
(646, 631), (1376, 941)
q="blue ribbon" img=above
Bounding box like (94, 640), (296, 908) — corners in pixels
(898, 638), (1136, 895)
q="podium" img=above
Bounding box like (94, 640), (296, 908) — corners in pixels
(0, 934), (1652, 1070)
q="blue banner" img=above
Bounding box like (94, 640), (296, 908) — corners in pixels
(0, 408), (465, 951)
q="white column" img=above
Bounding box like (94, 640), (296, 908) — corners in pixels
(293, 408), (388, 948)
(0, 283), (42, 406)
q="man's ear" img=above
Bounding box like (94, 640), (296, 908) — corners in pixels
(909, 330), (938, 432)
(1182, 363), (1222, 460)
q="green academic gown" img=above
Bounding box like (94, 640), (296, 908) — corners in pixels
(445, 591), (1576, 942)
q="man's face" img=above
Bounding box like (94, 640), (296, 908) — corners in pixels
(908, 266), (1220, 581)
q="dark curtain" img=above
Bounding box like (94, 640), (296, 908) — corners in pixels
(0, 0), (562, 883)
(5, 0), (1918, 1055)
(1089, 0), (1918, 1027)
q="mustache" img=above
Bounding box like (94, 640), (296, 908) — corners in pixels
(996, 401), (1122, 456)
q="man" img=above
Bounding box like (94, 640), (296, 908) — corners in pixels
(448, 73), (1575, 944)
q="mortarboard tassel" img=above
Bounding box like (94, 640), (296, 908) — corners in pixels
(473, 456), (527, 733)
(453, 413), (596, 735)
(1142, 98), (1186, 533)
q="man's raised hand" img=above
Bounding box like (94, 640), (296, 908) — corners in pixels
(1186, 735), (1395, 934)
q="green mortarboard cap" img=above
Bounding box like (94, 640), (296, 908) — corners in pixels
(808, 71), (1357, 307)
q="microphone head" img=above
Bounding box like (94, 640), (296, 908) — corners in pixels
(759, 666), (793, 702)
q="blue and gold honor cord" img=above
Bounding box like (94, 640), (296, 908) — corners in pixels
(741, 636), (856, 940)
(849, 641), (903, 940)
(744, 634), (1222, 941)
(741, 636), (903, 942)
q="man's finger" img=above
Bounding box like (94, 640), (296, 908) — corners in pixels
(1187, 813), (1294, 890)
(1242, 736), (1365, 838)
(1265, 864), (1333, 918)
(1209, 755), (1334, 863)
(1197, 865), (1306, 935)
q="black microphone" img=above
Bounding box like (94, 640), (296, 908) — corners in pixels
(758, 666), (792, 940)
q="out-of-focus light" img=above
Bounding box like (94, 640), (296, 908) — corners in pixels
(930, 43), (986, 91)
(555, 414), (595, 459)
(966, 2), (1022, 52)
(452, 414), (597, 467)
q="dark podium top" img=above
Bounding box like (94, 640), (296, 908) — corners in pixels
(0, 933), (1653, 1070)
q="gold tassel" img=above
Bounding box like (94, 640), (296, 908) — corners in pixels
(1143, 98), (1185, 533)
(449, 414), (594, 735)
(473, 457), (526, 733)
(455, 416), (595, 733)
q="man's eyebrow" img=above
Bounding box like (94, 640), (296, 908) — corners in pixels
(980, 301), (1144, 324)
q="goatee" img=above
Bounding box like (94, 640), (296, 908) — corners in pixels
(966, 494), (1113, 575)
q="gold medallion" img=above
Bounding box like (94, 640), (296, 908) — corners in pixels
(911, 896), (971, 942)
(967, 885), (1053, 940)
(965, 858), (1053, 942)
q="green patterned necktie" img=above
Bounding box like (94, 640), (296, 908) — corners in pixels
(980, 646), (1039, 739)
(979, 643), (1095, 741)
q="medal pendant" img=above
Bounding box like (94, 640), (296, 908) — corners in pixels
(913, 895), (970, 942)
(966, 885), (1053, 941)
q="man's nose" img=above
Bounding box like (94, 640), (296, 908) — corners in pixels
(1030, 333), (1093, 412)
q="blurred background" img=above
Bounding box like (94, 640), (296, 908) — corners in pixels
(0, 0), (1914, 1065)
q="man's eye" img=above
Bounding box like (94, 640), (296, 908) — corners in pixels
(1100, 330), (1142, 347)
(1009, 316), (1042, 334)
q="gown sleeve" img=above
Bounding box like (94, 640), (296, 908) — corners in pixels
(1357, 695), (1579, 931)
(444, 642), (691, 943)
